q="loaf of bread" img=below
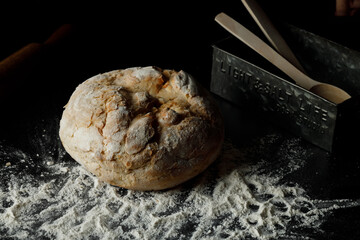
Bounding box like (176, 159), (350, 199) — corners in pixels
(59, 66), (224, 190)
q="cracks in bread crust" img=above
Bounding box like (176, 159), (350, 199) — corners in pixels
(59, 66), (224, 190)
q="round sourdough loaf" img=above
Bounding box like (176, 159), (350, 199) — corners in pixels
(59, 66), (224, 190)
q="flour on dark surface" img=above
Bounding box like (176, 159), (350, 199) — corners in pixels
(0, 118), (359, 240)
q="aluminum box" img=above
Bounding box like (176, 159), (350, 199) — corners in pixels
(211, 25), (360, 152)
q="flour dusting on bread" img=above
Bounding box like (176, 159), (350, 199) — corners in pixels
(59, 66), (224, 190)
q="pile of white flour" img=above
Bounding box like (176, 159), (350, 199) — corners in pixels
(0, 120), (358, 240)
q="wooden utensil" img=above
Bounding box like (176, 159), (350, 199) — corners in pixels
(241, 0), (306, 73)
(0, 24), (73, 99)
(215, 12), (351, 104)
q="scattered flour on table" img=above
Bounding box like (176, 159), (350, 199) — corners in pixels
(0, 122), (359, 240)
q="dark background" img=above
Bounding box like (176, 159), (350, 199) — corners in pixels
(1, 0), (359, 59)
(1, 1), (359, 133)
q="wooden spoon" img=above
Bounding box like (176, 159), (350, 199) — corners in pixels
(241, 0), (306, 73)
(215, 12), (351, 104)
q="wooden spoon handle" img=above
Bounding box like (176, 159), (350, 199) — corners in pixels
(241, 0), (306, 73)
(215, 12), (318, 90)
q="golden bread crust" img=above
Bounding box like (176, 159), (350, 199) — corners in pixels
(59, 66), (224, 190)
